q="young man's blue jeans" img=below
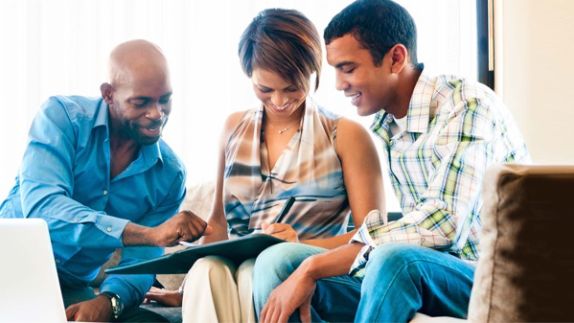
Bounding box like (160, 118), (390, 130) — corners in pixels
(253, 242), (475, 322)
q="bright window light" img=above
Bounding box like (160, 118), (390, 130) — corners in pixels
(0, 0), (476, 212)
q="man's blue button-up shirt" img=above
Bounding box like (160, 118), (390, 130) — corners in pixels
(0, 95), (186, 308)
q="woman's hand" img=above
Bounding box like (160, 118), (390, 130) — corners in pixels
(143, 287), (183, 307)
(262, 223), (299, 242)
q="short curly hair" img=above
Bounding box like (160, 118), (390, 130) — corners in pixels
(324, 0), (418, 66)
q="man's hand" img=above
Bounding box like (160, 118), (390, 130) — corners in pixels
(65, 295), (112, 322)
(261, 223), (299, 242)
(260, 267), (316, 323)
(150, 210), (212, 246)
(144, 287), (182, 307)
(260, 244), (364, 323)
(123, 210), (212, 246)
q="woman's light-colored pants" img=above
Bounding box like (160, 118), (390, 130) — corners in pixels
(182, 256), (256, 323)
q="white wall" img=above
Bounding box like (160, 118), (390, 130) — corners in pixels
(495, 0), (574, 164)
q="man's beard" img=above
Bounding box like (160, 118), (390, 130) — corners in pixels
(126, 118), (167, 145)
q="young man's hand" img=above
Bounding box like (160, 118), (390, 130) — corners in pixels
(260, 243), (365, 323)
(260, 264), (316, 323)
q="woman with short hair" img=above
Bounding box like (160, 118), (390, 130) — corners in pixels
(146, 8), (384, 322)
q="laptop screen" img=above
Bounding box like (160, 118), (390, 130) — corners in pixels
(0, 218), (67, 323)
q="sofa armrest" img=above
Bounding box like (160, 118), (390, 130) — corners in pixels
(469, 164), (574, 322)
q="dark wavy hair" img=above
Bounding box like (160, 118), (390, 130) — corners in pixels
(238, 8), (322, 92)
(324, 0), (418, 66)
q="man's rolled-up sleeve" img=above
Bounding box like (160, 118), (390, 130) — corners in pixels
(99, 172), (186, 308)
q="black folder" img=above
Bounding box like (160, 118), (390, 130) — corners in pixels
(105, 234), (284, 274)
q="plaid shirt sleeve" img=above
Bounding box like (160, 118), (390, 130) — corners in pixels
(350, 98), (494, 276)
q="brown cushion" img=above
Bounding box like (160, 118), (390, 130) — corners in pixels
(469, 165), (574, 322)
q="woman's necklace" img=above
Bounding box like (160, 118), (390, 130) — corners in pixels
(278, 126), (290, 135)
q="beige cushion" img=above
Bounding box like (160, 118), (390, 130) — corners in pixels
(157, 181), (215, 289)
(179, 181), (215, 221)
(468, 165), (574, 322)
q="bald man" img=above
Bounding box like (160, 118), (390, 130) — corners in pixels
(0, 40), (208, 322)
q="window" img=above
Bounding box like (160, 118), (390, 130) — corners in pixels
(0, 0), (477, 211)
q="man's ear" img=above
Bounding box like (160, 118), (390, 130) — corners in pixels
(389, 44), (409, 74)
(100, 83), (114, 105)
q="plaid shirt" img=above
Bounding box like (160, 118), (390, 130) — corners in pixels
(350, 74), (530, 276)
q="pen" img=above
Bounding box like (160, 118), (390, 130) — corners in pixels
(251, 196), (296, 234)
(273, 196), (296, 224)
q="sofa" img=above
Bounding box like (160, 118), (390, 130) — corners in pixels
(414, 164), (574, 322)
(105, 164), (574, 322)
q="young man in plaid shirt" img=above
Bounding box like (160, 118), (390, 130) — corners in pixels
(253, 0), (530, 322)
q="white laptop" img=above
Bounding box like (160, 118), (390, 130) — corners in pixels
(0, 218), (67, 323)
